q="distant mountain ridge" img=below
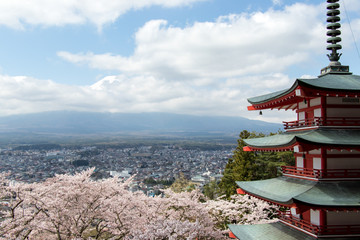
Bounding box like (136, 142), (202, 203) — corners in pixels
(0, 111), (281, 135)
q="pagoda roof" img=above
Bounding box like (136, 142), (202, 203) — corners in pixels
(229, 222), (358, 240)
(244, 128), (360, 151)
(247, 73), (360, 110)
(236, 176), (360, 207)
(229, 222), (316, 240)
(298, 74), (360, 92)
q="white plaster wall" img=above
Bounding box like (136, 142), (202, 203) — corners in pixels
(296, 157), (304, 168)
(310, 97), (321, 107)
(309, 149), (321, 154)
(310, 209), (320, 225)
(313, 158), (322, 169)
(290, 207), (301, 219)
(299, 112), (305, 120)
(327, 211), (360, 225)
(298, 101), (307, 109)
(314, 108), (322, 118)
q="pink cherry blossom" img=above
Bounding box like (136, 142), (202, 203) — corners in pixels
(0, 169), (276, 239)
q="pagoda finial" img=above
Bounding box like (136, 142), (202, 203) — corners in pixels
(326, 0), (342, 63)
(320, 0), (350, 75)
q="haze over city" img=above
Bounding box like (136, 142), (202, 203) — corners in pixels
(0, 0), (360, 123)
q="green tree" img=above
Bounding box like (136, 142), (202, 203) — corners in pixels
(219, 130), (259, 197)
(170, 173), (196, 193)
(219, 130), (295, 197)
(203, 180), (220, 200)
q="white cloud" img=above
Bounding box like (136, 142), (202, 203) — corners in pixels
(58, 3), (326, 81)
(54, 3), (332, 122)
(272, 0), (282, 6)
(343, 0), (360, 12)
(0, 75), (91, 115)
(0, 73), (295, 122)
(0, 0), (206, 30)
(5, 1), (355, 123)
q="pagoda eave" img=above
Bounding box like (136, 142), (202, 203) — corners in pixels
(292, 200), (360, 212)
(236, 177), (360, 208)
(243, 129), (360, 152)
(229, 222), (317, 240)
(247, 74), (360, 111)
(247, 90), (300, 111)
(243, 142), (297, 152)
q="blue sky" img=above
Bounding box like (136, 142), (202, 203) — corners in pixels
(1, 0), (360, 122)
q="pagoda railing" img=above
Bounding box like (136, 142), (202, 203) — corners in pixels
(281, 166), (360, 179)
(278, 211), (319, 234)
(283, 117), (321, 129)
(279, 211), (360, 236)
(283, 117), (360, 129)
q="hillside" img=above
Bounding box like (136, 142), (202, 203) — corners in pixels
(0, 111), (280, 134)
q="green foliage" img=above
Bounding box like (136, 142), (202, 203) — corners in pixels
(170, 173), (196, 193)
(203, 180), (220, 200)
(79, 149), (100, 158)
(13, 144), (61, 151)
(219, 130), (295, 197)
(72, 159), (90, 167)
(143, 177), (174, 186)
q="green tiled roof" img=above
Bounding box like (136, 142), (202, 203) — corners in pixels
(236, 177), (360, 207)
(248, 73), (360, 104)
(229, 222), (358, 240)
(228, 222), (316, 240)
(248, 89), (289, 105)
(299, 74), (360, 91)
(295, 181), (360, 206)
(244, 129), (360, 149)
(244, 132), (299, 149)
(236, 177), (315, 205)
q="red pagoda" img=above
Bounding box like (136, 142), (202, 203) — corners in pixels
(229, 0), (360, 239)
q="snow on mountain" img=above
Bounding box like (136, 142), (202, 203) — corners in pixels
(90, 76), (124, 91)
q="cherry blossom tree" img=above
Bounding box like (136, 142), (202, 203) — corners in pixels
(205, 194), (278, 231)
(0, 169), (277, 240)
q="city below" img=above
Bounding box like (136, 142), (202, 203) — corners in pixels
(0, 141), (234, 195)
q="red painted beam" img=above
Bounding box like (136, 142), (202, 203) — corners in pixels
(229, 231), (237, 239)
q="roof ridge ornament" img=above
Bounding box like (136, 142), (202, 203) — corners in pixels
(320, 0), (351, 76)
(326, 0), (342, 63)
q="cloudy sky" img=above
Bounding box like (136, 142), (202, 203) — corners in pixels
(1, 0), (360, 122)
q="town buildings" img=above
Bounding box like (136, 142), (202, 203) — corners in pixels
(0, 143), (229, 195)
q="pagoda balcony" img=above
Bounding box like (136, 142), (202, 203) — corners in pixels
(283, 117), (360, 130)
(279, 211), (360, 236)
(281, 166), (360, 180)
